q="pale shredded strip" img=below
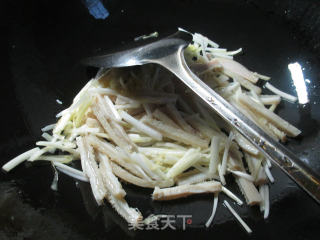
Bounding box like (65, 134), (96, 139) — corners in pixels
(265, 82), (297, 102)
(205, 193), (219, 227)
(224, 200), (252, 233)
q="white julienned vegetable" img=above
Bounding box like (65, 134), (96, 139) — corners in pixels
(54, 162), (89, 182)
(41, 123), (56, 132)
(220, 131), (234, 182)
(120, 111), (162, 141)
(205, 193), (219, 228)
(222, 186), (244, 206)
(2, 147), (40, 172)
(223, 200), (252, 234)
(2, 30), (301, 232)
(265, 82), (298, 102)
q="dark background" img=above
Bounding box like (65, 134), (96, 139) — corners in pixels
(0, 0), (320, 239)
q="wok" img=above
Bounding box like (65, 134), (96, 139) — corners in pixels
(1, 0), (320, 239)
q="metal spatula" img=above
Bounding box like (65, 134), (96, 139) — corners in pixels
(82, 30), (320, 203)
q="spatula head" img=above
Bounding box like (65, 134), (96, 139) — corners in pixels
(81, 30), (192, 68)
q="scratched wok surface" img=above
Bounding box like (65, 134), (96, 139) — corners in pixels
(1, 0), (320, 239)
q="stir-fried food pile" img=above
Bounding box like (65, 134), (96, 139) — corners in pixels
(2, 31), (300, 232)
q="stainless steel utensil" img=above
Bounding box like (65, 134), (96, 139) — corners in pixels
(82, 30), (320, 203)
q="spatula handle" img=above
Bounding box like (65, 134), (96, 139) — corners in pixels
(156, 45), (320, 204)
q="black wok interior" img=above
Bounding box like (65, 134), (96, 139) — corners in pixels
(1, 0), (320, 239)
